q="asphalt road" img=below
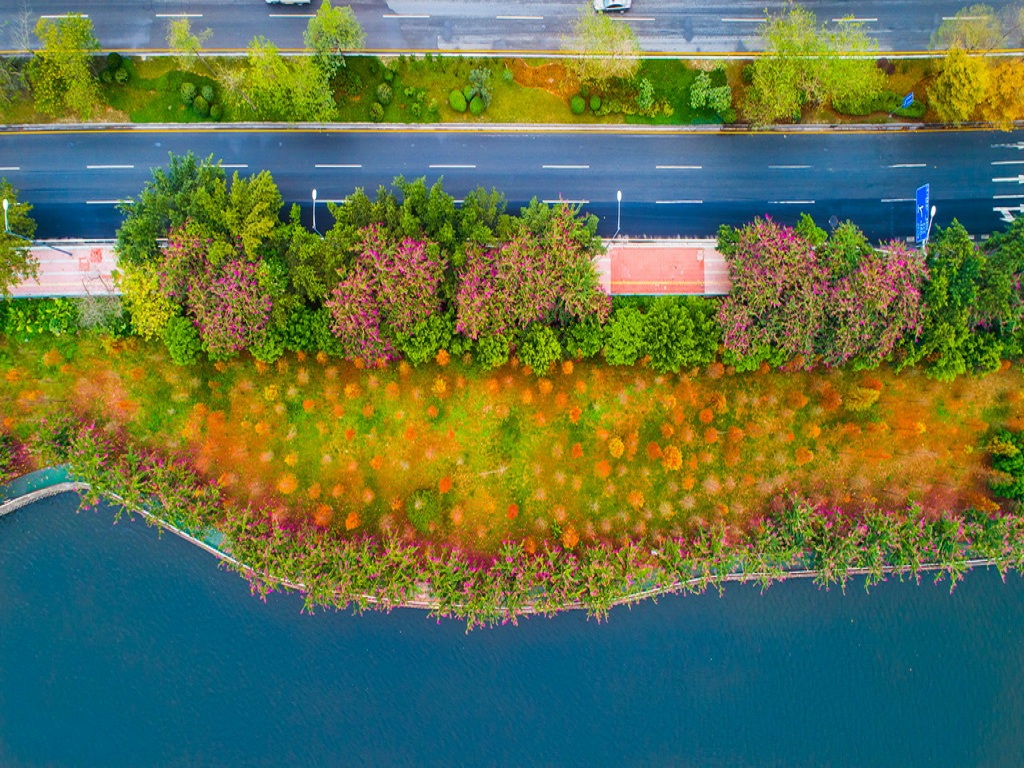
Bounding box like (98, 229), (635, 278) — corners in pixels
(2, 0), (1019, 54)
(2, 125), (1019, 242)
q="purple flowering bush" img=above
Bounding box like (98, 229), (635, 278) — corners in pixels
(719, 217), (927, 370)
(326, 227), (445, 363)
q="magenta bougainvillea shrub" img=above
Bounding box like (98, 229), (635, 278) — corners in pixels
(455, 205), (610, 340)
(160, 227), (273, 359)
(719, 217), (927, 369)
(326, 226), (446, 362)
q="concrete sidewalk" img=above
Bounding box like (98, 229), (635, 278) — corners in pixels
(8, 242), (119, 298)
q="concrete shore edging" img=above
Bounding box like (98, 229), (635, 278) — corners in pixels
(0, 470), (1005, 618)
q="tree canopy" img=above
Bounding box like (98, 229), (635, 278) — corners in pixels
(563, 5), (641, 83)
(0, 179), (39, 298)
(28, 13), (100, 119)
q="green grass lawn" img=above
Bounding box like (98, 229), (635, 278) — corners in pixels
(102, 57), (229, 123)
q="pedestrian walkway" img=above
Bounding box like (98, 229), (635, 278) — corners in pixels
(9, 239), (733, 299)
(8, 242), (118, 298)
(598, 239), (731, 296)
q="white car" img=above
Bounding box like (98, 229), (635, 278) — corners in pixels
(266, 0), (311, 5)
(594, 0), (631, 11)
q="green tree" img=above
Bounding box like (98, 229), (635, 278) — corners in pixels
(28, 13), (101, 119)
(0, 179), (38, 297)
(932, 4), (1005, 50)
(304, 0), (366, 78)
(563, 4), (641, 83)
(745, 6), (883, 125)
(166, 18), (215, 77)
(928, 47), (991, 123)
(113, 262), (177, 340)
(116, 152), (229, 267)
(517, 323), (562, 374)
(225, 170), (284, 261)
(231, 36), (335, 121)
(642, 297), (721, 373)
(904, 220), (1002, 380)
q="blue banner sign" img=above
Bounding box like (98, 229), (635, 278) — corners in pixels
(902, 92), (915, 109)
(915, 184), (930, 244)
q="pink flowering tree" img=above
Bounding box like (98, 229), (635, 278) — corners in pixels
(719, 217), (928, 370)
(159, 227), (273, 360)
(326, 226), (445, 362)
(455, 204), (610, 340)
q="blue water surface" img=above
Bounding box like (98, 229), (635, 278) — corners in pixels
(1, 493), (1023, 768)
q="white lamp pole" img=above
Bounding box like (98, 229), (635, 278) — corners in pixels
(924, 204), (937, 247)
(3, 196), (72, 255)
(311, 188), (318, 234)
(2, 198), (8, 233)
(615, 189), (622, 238)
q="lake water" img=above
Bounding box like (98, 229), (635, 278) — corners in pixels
(2, 493), (1023, 767)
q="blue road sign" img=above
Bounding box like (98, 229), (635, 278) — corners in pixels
(915, 184), (930, 244)
(902, 92), (915, 109)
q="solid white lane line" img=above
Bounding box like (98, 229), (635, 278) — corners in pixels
(655, 200), (703, 204)
(832, 17), (877, 22)
(942, 15), (990, 20)
(542, 164), (589, 169)
(888, 163), (926, 168)
(611, 16), (655, 20)
(0, 166), (20, 171)
(155, 13), (203, 18)
(768, 164), (812, 169)
(40, 14), (89, 18)
(268, 13), (313, 17)
(87, 165), (134, 170)
(656, 165), (702, 170)
(881, 197), (914, 203)
(992, 160), (1024, 165)
(993, 194), (1024, 199)
(429, 164), (477, 169)
(496, 15), (543, 20)
(993, 175), (1024, 183)
(383, 13), (430, 18)
(220, 164), (248, 169)
(86, 200), (130, 205)
(542, 199), (589, 204)
(770, 200), (815, 205)
(315, 163), (362, 168)
(721, 17), (766, 22)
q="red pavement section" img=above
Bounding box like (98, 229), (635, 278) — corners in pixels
(9, 243), (119, 298)
(601, 240), (731, 296)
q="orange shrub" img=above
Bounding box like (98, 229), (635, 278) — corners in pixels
(362, 404), (375, 418)
(316, 351), (329, 365)
(571, 442), (584, 459)
(628, 489), (645, 509)
(42, 348), (62, 367)
(608, 437), (625, 458)
(568, 405), (582, 423)
(313, 504), (333, 527)
(307, 483), (322, 500)
(385, 382), (400, 399)
(439, 475), (453, 494)
(432, 376), (449, 397)
(595, 459), (612, 478)
(344, 383), (361, 399)
(369, 455), (384, 471)
(661, 422), (675, 439)
(284, 452), (298, 466)
(435, 349), (450, 366)
(538, 378), (553, 395)
(646, 442), (663, 460)
(575, 380), (587, 393)
(332, 404), (345, 418)
(344, 428), (356, 441)
(562, 526), (580, 549)
(507, 503), (519, 520)
(555, 391), (569, 408)
(707, 361), (725, 378)
(345, 511), (361, 530)
(727, 426), (744, 443)
(276, 473), (298, 495)
(795, 447), (814, 466)
(704, 428), (719, 445)
(786, 390), (809, 409)
(699, 408), (715, 424)
(661, 445), (683, 471)
(427, 405), (439, 418)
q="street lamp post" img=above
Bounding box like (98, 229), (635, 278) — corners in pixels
(924, 204), (937, 247)
(615, 189), (622, 238)
(311, 188), (319, 235)
(2, 197), (72, 256)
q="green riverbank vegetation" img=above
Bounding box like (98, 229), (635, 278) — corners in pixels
(4, 161), (1024, 626)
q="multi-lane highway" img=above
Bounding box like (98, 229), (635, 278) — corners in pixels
(2, 0), (1019, 54)
(3, 125), (1020, 241)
